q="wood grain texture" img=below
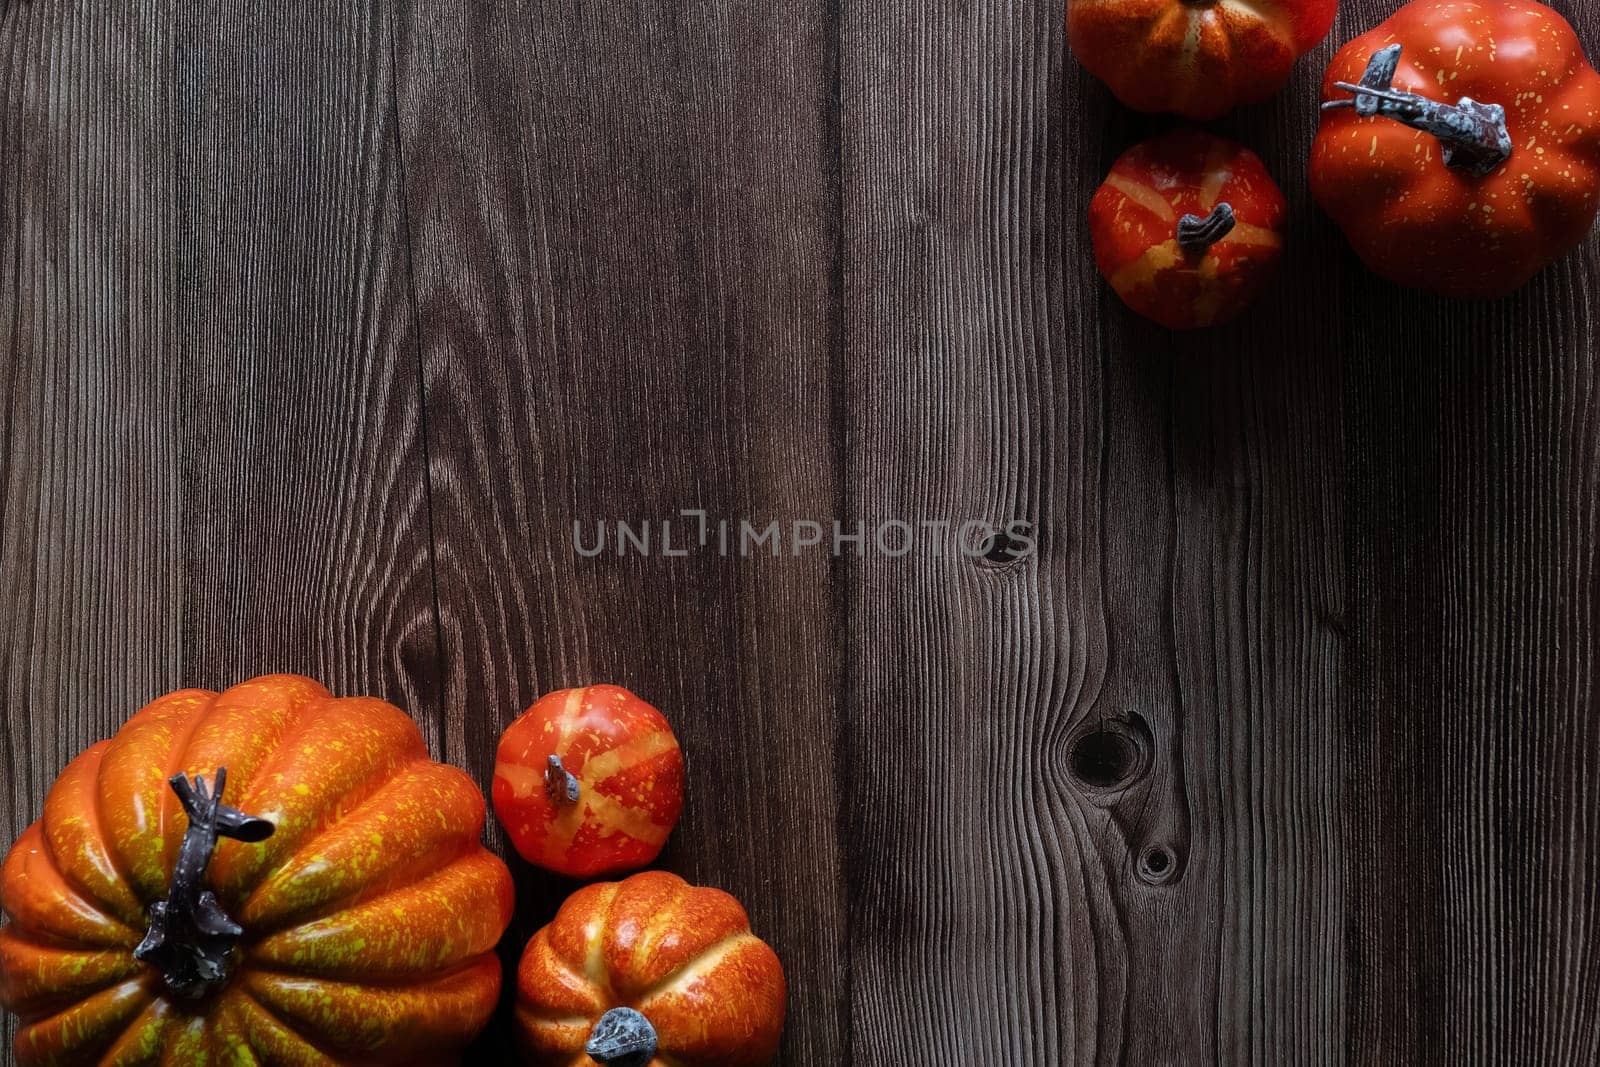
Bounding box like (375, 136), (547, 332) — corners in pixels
(839, 3), (1096, 1062)
(0, 0), (186, 838)
(169, 0), (442, 731)
(1, 0), (1598, 1063)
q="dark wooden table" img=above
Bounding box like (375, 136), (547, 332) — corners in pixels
(3, 0), (1598, 1063)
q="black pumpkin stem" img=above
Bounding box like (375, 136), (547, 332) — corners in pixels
(1323, 44), (1512, 177)
(545, 754), (581, 806)
(1176, 203), (1236, 255)
(133, 767), (274, 1000)
(586, 1007), (658, 1067)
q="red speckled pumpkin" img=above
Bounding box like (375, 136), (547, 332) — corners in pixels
(515, 871), (786, 1067)
(1311, 0), (1600, 296)
(1068, 0), (1338, 118)
(1090, 127), (1288, 329)
(0, 675), (513, 1066)
(493, 685), (684, 879)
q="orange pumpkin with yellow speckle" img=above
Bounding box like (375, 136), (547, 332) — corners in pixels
(515, 871), (786, 1066)
(493, 685), (685, 879)
(0, 674), (513, 1065)
(1311, 0), (1600, 296)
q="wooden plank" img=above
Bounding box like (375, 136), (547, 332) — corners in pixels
(0, 0), (439, 778)
(1343, 249), (1600, 1062)
(165, 2), (439, 731)
(838, 1), (1346, 1060)
(0, 1), (186, 838)
(839, 3), (1110, 1060)
(1089, 58), (1351, 1067)
(390, 1), (849, 1060)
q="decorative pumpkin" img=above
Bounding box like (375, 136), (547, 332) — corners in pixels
(493, 685), (684, 879)
(0, 674), (514, 1065)
(1068, 0), (1337, 118)
(1311, 0), (1600, 297)
(1089, 128), (1287, 329)
(515, 871), (786, 1066)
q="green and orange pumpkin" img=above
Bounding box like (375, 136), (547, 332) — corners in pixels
(0, 674), (513, 1065)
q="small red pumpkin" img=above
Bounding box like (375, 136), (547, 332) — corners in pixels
(1068, 0), (1338, 118)
(1089, 128), (1287, 329)
(0, 675), (513, 1065)
(1311, 0), (1600, 297)
(493, 685), (685, 879)
(515, 871), (786, 1066)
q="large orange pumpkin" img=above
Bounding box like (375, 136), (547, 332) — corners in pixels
(1311, 0), (1600, 296)
(0, 674), (514, 1065)
(515, 871), (786, 1066)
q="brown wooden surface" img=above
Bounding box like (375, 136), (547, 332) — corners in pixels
(2, 0), (1598, 1063)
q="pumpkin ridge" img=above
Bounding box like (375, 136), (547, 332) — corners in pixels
(231, 984), (346, 1063)
(540, 933), (600, 1000)
(236, 759), (486, 935)
(510, 1001), (588, 1060)
(91, 697), (200, 915)
(248, 846), (512, 981)
(243, 953), (503, 1061)
(90, 689), (215, 906)
(40, 745), (145, 930)
(624, 877), (696, 978)
(244, 953), (496, 993)
(0, 823), (140, 950)
(0, 931), (144, 1021)
(601, 876), (691, 991)
(91, 691), (215, 913)
(582, 883), (622, 995)
(513, 1003), (594, 1027)
(98, 996), (176, 1065)
(11, 975), (155, 1064)
(632, 931), (754, 1007)
(1215, 0), (1290, 49)
(212, 696), (430, 903)
(196, 998), (257, 1066)
(154, 1007), (211, 1062)
(242, 834), (482, 941)
(233, 752), (435, 898)
(0, 920), (131, 956)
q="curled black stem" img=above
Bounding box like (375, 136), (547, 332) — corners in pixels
(1176, 203), (1236, 255)
(133, 767), (274, 1000)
